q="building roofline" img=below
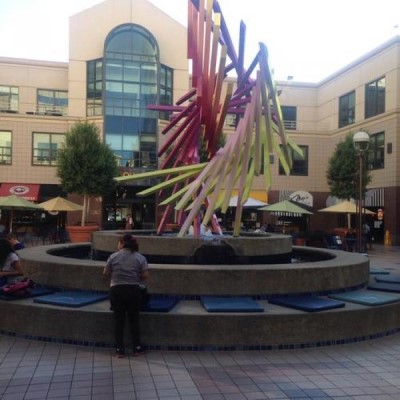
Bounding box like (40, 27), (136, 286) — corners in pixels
(276, 35), (400, 87)
(0, 56), (68, 69)
(318, 35), (400, 85)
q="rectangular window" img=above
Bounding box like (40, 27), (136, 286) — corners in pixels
(140, 135), (157, 169)
(338, 91), (355, 128)
(279, 145), (308, 176)
(367, 132), (384, 170)
(159, 64), (173, 120)
(87, 59), (103, 116)
(37, 89), (68, 116)
(0, 86), (19, 113)
(365, 77), (385, 119)
(32, 133), (65, 166)
(0, 131), (12, 164)
(281, 106), (297, 130)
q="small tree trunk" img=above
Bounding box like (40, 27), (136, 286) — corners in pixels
(81, 195), (88, 226)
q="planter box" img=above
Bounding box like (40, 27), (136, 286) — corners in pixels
(66, 225), (99, 243)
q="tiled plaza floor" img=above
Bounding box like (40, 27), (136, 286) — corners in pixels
(1, 244), (400, 400)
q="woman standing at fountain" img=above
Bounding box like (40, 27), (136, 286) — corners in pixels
(103, 234), (149, 358)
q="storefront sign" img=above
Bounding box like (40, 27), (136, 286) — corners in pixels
(289, 191), (313, 207)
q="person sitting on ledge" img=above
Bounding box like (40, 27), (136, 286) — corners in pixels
(0, 238), (23, 286)
(6, 233), (25, 251)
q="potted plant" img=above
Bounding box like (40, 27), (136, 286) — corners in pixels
(57, 122), (119, 242)
(294, 231), (306, 246)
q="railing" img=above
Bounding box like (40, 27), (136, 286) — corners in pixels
(120, 151), (158, 169)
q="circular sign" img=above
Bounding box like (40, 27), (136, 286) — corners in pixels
(9, 185), (30, 196)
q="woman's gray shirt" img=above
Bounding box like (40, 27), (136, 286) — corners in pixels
(105, 249), (148, 287)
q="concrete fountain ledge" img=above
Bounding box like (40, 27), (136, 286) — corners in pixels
(17, 242), (369, 296)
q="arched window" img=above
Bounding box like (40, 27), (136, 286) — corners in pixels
(104, 24), (159, 168)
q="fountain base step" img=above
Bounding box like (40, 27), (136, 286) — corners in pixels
(1, 295), (400, 350)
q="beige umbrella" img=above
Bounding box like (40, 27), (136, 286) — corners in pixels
(259, 200), (313, 215)
(318, 200), (375, 228)
(38, 197), (84, 240)
(318, 200), (375, 215)
(0, 194), (43, 232)
(38, 196), (83, 212)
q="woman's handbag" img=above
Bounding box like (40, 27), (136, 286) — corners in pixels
(1, 277), (35, 297)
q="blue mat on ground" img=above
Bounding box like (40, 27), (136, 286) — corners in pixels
(33, 290), (109, 308)
(329, 291), (400, 306)
(268, 295), (345, 312)
(370, 267), (390, 275)
(141, 296), (179, 312)
(0, 286), (56, 301)
(375, 275), (400, 284)
(200, 296), (264, 312)
(367, 282), (400, 293)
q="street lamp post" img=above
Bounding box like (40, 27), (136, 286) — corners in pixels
(353, 131), (370, 253)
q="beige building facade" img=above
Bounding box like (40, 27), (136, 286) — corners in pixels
(0, 0), (399, 244)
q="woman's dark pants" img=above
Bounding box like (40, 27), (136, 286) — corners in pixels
(110, 285), (142, 351)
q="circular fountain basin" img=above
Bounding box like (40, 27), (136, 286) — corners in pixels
(1, 231), (387, 351)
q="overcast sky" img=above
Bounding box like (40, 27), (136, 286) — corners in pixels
(1, 0), (399, 82)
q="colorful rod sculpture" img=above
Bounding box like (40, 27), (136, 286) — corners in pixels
(115, 0), (302, 237)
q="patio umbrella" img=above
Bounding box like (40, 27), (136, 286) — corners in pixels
(0, 194), (43, 232)
(38, 196), (83, 212)
(228, 195), (267, 208)
(318, 200), (375, 229)
(259, 200), (313, 233)
(318, 200), (375, 215)
(258, 200), (313, 215)
(38, 197), (84, 240)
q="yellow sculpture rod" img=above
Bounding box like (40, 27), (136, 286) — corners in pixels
(219, 117), (247, 210)
(136, 170), (199, 197)
(233, 90), (257, 231)
(272, 135), (291, 175)
(232, 202), (243, 236)
(158, 185), (190, 206)
(114, 163), (206, 182)
(262, 126), (272, 190)
(175, 154), (220, 211)
(203, 150), (235, 221)
(259, 59), (273, 154)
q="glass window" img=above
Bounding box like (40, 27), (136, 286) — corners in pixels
(279, 145), (308, 176)
(0, 131), (12, 164)
(159, 64), (173, 120)
(338, 91), (355, 128)
(104, 24), (159, 168)
(87, 59), (103, 116)
(124, 62), (140, 82)
(32, 133), (65, 166)
(0, 86), (18, 113)
(281, 106), (297, 130)
(37, 89), (68, 116)
(365, 77), (385, 119)
(367, 132), (384, 170)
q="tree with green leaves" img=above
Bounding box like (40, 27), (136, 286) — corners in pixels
(57, 122), (118, 226)
(326, 133), (371, 200)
